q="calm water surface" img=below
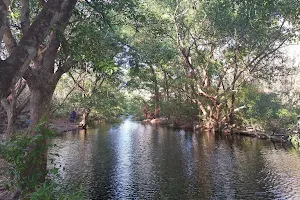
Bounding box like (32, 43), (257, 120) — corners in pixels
(49, 118), (300, 199)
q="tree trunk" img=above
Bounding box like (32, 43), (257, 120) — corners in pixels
(149, 65), (160, 118)
(228, 93), (235, 125)
(5, 110), (15, 139)
(28, 87), (54, 133)
(22, 0), (77, 188)
(0, 0), (10, 50)
(79, 108), (90, 130)
(1, 97), (17, 139)
(22, 85), (55, 191)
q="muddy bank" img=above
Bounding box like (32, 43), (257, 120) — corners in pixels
(142, 118), (195, 131)
(233, 130), (287, 142)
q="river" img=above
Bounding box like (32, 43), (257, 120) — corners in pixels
(49, 118), (300, 199)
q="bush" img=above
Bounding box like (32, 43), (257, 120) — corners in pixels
(27, 181), (85, 200)
(0, 119), (85, 199)
(237, 86), (298, 132)
(1, 120), (55, 193)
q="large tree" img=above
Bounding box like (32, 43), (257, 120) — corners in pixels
(0, 0), (78, 99)
(120, 0), (299, 130)
(143, 0), (296, 129)
(0, 0), (78, 191)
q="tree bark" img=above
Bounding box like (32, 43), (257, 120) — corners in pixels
(0, 98), (16, 139)
(20, 0), (30, 35)
(0, 80), (29, 139)
(28, 86), (55, 134)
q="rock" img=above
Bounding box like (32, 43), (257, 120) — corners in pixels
(150, 119), (160, 124)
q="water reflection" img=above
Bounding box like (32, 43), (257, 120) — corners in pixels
(49, 119), (300, 199)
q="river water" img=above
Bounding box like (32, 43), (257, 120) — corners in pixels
(49, 118), (300, 199)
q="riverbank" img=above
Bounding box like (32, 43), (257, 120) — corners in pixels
(51, 117), (290, 144)
(49, 118), (79, 134)
(141, 118), (195, 131)
(142, 118), (289, 143)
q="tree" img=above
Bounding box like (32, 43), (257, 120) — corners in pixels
(148, 0), (294, 129)
(0, 0), (78, 99)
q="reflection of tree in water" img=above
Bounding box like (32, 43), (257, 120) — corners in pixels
(49, 120), (300, 199)
(190, 132), (214, 199)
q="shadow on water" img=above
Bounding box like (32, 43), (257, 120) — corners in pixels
(49, 118), (300, 199)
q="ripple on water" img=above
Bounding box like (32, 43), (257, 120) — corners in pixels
(48, 120), (300, 199)
(258, 148), (300, 199)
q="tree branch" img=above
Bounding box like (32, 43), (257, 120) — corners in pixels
(21, 0), (30, 35)
(3, 20), (17, 54)
(0, 0), (10, 46)
(53, 57), (76, 83)
(0, 0), (78, 98)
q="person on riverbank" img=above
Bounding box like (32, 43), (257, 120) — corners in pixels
(69, 110), (77, 123)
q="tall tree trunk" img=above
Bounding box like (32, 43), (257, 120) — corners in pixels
(149, 65), (159, 118)
(28, 87), (54, 133)
(228, 93), (235, 125)
(20, 82), (57, 193)
(24, 59), (74, 191)
(1, 98), (16, 139)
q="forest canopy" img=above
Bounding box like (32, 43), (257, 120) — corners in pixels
(0, 0), (300, 134)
